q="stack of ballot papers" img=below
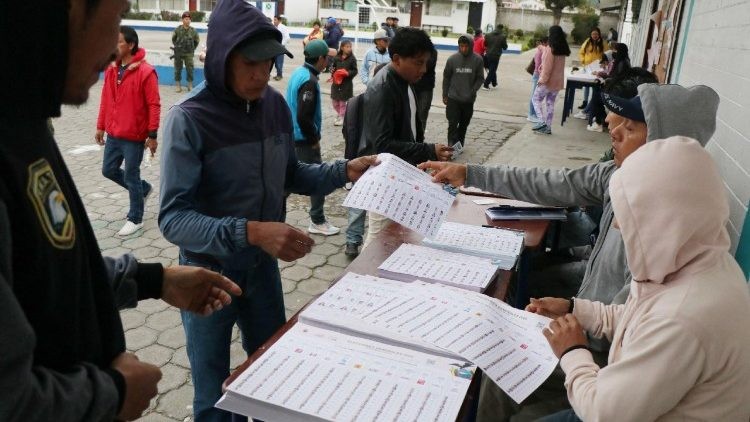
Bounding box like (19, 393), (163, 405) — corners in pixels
(423, 222), (525, 270)
(378, 243), (499, 292)
(218, 273), (558, 421)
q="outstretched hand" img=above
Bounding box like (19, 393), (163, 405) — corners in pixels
(525, 297), (571, 319)
(417, 161), (467, 186)
(346, 154), (380, 182)
(161, 266), (242, 316)
(247, 221), (315, 262)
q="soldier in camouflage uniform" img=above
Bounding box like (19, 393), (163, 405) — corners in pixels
(172, 11), (199, 92)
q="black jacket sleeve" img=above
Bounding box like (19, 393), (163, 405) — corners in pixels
(296, 80), (320, 144)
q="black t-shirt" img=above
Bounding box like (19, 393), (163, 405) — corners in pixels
(0, 118), (125, 369)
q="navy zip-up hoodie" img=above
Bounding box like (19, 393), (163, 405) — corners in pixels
(158, 0), (347, 269)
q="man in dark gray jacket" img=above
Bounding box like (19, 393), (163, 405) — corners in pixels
(442, 34), (485, 147)
(420, 71), (721, 420)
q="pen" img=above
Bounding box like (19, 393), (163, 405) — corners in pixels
(482, 225), (525, 234)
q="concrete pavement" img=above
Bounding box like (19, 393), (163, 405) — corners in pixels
(51, 31), (609, 421)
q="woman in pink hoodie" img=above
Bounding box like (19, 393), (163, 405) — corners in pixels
(531, 138), (750, 421)
(532, 26), (570, 135)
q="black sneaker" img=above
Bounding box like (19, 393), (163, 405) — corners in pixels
(578, 101), (588, 110)
(345, 243), (359, 257)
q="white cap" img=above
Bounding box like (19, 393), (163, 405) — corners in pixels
(373, 29), (389, 40)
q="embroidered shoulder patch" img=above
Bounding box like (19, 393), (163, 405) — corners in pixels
(26, 159), (76, 249)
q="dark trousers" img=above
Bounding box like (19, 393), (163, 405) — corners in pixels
(586, 85), (606, 125)
(416, 88), (434, 132)
(101, 136), (150, 224)
(273, 54), (284, 77)
(445, 98), (474, 146)
(294, 143), (326, 224)
(484, 55), (500, 88)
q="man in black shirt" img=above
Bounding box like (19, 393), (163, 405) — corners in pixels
(0, 1), (241, 420)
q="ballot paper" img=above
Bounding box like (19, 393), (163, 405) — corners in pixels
(422, 222), (525, 270)
(217, 324), (475, 422)
(378, 243), (498, 292)
(343, 153), (455, 238)
(301, 273), (558, 404)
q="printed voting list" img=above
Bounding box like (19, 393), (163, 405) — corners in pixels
(301, 273), (558, 404)
(422, 222), (525, 270)
(343, 153), (454, 238)
(216, 324), (475, 422)
(378, 243), (498, 292)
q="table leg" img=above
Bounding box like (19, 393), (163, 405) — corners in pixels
(514, 251), (531, 309)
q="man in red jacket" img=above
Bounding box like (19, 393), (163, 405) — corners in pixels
(95, 26), (160, 236)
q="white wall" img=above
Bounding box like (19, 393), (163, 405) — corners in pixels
(669, 0), (750, 252)
(283, 0), (318, 24)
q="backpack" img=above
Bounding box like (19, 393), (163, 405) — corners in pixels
(342, 93), (370, 159)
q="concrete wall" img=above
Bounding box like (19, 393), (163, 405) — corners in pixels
(668, 0), (750, 257)
(493, 8), (620, 35)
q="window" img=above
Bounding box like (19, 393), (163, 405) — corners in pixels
(199, 0), (217, 11)
(321, 0), (345, 9)
(137, 0), (158, 10)
(159, 0), (184, 11)
(424, 0), (452, 17)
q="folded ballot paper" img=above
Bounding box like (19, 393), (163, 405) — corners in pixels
(378, 243), (499, 292)
(343, 153), (455, 238)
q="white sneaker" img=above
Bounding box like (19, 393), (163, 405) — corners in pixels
(573, 111), (588, 119)
(308, 221), (340, 236)
(117, 220), (143, 236)
(481, 86), (490, 91)
(586, 122), (603, 132)
(334, 118), (343, 126)
(526, 116), (540, 123)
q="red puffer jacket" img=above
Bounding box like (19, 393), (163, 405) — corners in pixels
(96, 48), (160, 141)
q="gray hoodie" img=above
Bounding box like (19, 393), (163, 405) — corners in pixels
(442, 35), (485, 103)
(466, 83), (720, 352)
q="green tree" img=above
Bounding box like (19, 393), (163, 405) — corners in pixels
(545, 0), (586, 25)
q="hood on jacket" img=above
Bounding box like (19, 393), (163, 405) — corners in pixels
(204, 0), (282, 99)
(115, 47), (147, 69)
(639, 84), (720, 145)
(2, 1), (68, 118)
(609, 137), (730, 284)
(458, 34), (474, 55)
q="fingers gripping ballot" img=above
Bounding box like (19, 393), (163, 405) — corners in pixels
(246, 221), (315, 262)
(417, 161), (467, 186)
(542, 314), (588, 358)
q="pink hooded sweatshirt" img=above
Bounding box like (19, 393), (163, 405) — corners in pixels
(561, 138), (750, 421)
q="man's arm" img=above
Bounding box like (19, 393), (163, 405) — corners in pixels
(473, 58), (485, 92)
(360, 51), (372, 85)
(0, 199), (120, 422)
(442, 58), (452, 100)
(571, 298), (626, 341)
(192, 28), (200, 51)
(158, 107), (249, 256)
(295, 80), (320, 144)
(284, 136), (348, 196)
(171, 27), (178, 44)
(561, 318), (704, 421)
(465, 161), (615, 207)
(96, 70), (111, 131)
(501, 36), (508, 51)
(144, 70), (160, 137)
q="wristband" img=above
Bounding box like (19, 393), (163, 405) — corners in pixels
(560, 344), (589, 359)
(148, 131), (158, 139)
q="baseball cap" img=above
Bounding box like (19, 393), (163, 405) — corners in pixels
(602, 92), (645, 122)
(304, 39), (336, 58)
(182, 11), (191, 18)
(373, 28), (389, 40)
(237, 31), (293, 61)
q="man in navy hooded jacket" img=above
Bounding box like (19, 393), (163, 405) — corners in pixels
(158, 1), (376, 420)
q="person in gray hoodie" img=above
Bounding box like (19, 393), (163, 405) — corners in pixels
(442, 34), (485, 147)
(419, 78), (721, 421)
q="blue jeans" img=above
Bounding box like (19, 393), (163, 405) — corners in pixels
(528, 74), (540, 118)
(582, 85), (591, 104)
(101, 136), (150, 224)
(180, 252), (286, 422)
(346, 207), (366, 245)
(273, 54), (284, 77)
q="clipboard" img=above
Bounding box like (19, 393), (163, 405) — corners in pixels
(485, 205), (567, 221)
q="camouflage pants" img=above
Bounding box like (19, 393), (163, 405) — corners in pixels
(174, 54), (194, 83)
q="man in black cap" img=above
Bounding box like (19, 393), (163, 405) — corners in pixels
(172, 11), (200, 92)
(158, 1), (377, 420)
